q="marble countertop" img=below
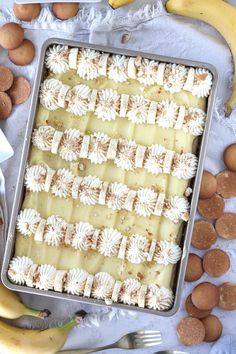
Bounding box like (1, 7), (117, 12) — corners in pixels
(1, 1), (236, 353)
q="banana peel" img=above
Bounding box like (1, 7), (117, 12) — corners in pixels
(166, 0), (236, 115)
(108, 0), (135, 9)
(0, 283), (50, 319)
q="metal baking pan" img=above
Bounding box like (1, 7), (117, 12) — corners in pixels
(1, 38), (218, 316)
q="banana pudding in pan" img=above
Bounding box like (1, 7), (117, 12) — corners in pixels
(8, 44), (212, 311)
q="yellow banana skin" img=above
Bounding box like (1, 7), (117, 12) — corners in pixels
(0, 312), (85, 354)
(166, 0), (236, 115)
(108, 0), (135, 9)
(0, 283), (50, 319)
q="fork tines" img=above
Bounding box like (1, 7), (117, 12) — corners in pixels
(133, 330), (162, 348)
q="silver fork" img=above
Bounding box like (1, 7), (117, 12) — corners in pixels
(59, 330), (162, 354)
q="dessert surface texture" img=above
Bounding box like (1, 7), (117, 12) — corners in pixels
(8, 45), (212, 311)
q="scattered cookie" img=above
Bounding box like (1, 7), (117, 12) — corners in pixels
(199, 171), (217, 199)
(0, 66), (14, 92)
(191, 220), (217, 250)
(7, 77), (31, 105)
(215, 213), (236, 240)
(176, 317), (205, 346)
(0, 22), (24, 50)
(198, 194), (225, 219)
(185, 294), (211, 319)
(216, 170), (236, 199)
(203, 249), (230, 277)
(192, 282), (219, 310)
(201, 315), (223, 342)
(13, 3), (41, 21)
(224, 144), (236, 172)
(52, 3), (79, 20)
(0, 92), (12, 120)
(8, 39), (35, 66)
(219, 282), (236, 310)
(185, 253), (204, 282)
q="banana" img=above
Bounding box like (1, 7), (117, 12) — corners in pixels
(0, 283), (50, 319)
(108, 0), (135, 9)
(166, 0), (236, 115)
(0, 311), (86, 354)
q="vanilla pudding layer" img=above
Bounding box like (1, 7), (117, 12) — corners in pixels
(14, 70), (206, 289)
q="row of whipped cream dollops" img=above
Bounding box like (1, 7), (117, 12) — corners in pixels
(16, 208), (182, 266)
(45, 45), (212, 98)
(32, 126), (198, 179)
(40, 79), (207, 137)
(24, 165), (190, 222)
(8, 256), (174, 311)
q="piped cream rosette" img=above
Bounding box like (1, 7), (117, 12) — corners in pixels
(32, 126), (198, 180)
(39, 78), (206, 137)
(16, 208), (182, 266)
(45, 45), (213, 99)
(24, 164), (190, 223)
(8, 256), (174, 311)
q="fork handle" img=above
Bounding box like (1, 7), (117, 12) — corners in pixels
(58, 343), (117, 354)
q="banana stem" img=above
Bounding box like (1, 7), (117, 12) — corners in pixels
(23, 306), (51, 319)
(61, 311), (87, 333)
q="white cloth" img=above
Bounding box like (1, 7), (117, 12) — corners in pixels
(1, 1), (236, 353)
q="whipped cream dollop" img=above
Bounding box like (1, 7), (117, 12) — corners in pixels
(192, 68), (213, 98)
(32, 125), (55, 152)
(89, 132), (110, 164)
(24, 165), (47, 192)
(45, 45), (69, 74)
(154, 241), (182, 266)
(115, 139), (137, 171)
(135, 188), (157, 217)
(107, 182), (129, 210)
(119, 279), (141, 305)
(156, 100), (178, 129)
(95, 89), (120, 121)
(35, 264), (57, 290)
(17, 209), (41, 236)
(146, 285), (174, 310)
(77, 49), (100, 80)
(172, 153), (198, 180)
(79, 175), (102, 205)
(108, 55), (128, 83)
(144, 144), (166, 175)
(163, 196), (190, 224)
(8, 256), (33, 285)
(127, 95), (149, 124)
(66, 84), (91, 116)
(97, 228), (122, 257)
(137, 58), (158, 86)
(64, 268), (88, 295)
(164, 64), (187, 93)
(39, 79), (63, 111)
(183, 108), (206, 136)
(44, 215), (67, 247)
(72, 222), (94, 251)
(126, 234), (149, 264)
(59, 128), (82, 162)
(51, 168), (74, 198)
(92, 272), (115, 300)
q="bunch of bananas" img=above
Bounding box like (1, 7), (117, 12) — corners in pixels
(0, 283), (85, 354)
(166, 0), (236, 115)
